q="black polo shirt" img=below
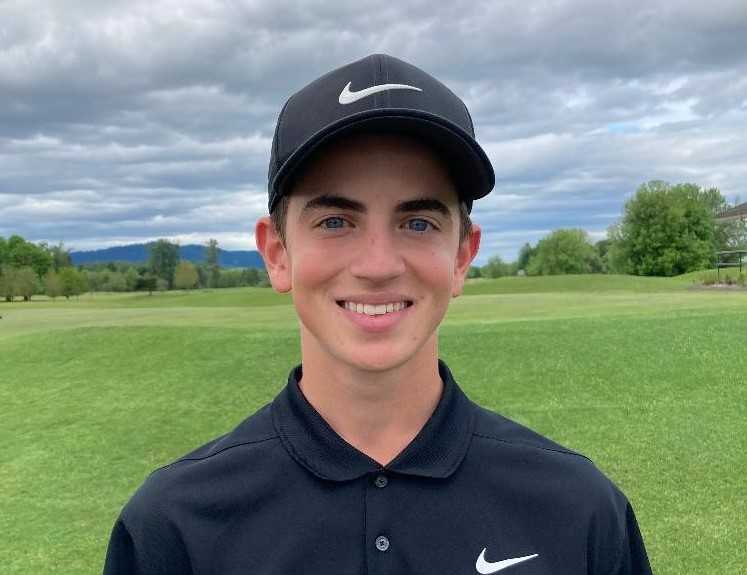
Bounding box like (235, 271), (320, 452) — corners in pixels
(104, 360), (651, 574)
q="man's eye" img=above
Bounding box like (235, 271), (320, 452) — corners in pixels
(320, 217), (346, 229)
(407, 218), (433, 232)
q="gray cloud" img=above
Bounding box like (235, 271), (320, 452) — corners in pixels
(1, 0), (746, 261)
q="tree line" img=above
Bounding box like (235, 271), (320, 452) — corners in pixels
(120, 238), (269, 292)
(0, 236), (269, 302)
(3, 181), (744, 300)
(472, 181), (746, 279)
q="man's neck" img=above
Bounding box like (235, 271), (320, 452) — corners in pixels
(297, 335), (444, 466)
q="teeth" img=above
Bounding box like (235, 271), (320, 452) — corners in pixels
(341, 300), (409, 315)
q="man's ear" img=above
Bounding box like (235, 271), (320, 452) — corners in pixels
(255, 216), (292, 293)
(452, 222), (481, 298)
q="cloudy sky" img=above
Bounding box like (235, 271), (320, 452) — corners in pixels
(2, 0), (746, 263)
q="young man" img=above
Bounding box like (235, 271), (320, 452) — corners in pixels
(104, 54), (652, 574)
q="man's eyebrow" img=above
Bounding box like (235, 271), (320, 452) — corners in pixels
(396, 198), (452, 218)
(299, 194), (452, 218)
(300, 194), (367, 215)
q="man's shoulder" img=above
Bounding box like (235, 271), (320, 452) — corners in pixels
(468, 402), (624, 502)
(467, 403), (649, 574)
(167, 402), (280, 467)
(470, 403), (586, 460)
(123, 402), (282, 517)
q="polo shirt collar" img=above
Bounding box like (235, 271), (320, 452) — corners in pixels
(271, 359), (476, 482)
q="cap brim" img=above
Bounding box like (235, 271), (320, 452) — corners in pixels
(270, 110), (495, 213)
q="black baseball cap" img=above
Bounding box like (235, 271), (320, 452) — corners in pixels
(267, 53), (495, 214)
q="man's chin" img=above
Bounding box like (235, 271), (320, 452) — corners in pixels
(337, 346), (425, 375)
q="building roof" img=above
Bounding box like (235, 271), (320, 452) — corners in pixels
(716, 202), (747, 222)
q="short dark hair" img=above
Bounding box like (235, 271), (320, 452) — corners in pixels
(270, 192), (472, 247)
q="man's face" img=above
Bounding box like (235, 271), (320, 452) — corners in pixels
(257, 132), (480, 373)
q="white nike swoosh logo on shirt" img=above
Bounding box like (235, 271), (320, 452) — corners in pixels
(338, 81), (422, 104)
(475, 548), (539, 574)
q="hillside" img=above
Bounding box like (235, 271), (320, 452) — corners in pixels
(70, 243), (264, 268)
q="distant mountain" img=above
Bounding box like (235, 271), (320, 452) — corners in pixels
(70, 243), (264, 268)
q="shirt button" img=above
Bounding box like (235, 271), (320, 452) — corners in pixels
(375, 535), (390, 552)
(374, 474), (388, 488)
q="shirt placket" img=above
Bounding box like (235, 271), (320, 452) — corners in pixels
(364, 470), (394, 574)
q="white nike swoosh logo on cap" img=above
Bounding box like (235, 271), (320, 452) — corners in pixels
(475, 548), (539, 574)
(338, 81), (422, 104)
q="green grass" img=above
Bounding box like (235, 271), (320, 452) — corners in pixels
(2, 286), (293, 308)
(464, 273), (690, 293)
(1, 278), (745, 574)
(463, 270), (747, 294)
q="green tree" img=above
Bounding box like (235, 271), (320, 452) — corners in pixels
(205, 238), (220, 287)
(481, 255), (512, 278)
(594, 239), (610, 261)
(174, 261), (199, 290)
(256, 269), (271, 287)
(614, 181), (716, 276)
(195, 264), (208, 288)
(136, 275), (158, 295)
(59, 267), (87, 299)
(0, 266), (16, 302)
(593, 239), (611, 273)
(148, 239), (180, 289)
(14, 267), (38, 301)
(0, 237), (8, 269)
(78, 270), (89, 296)
(605, 223), (629, 274)
(125, 267), (140, 291)
(7, 235), (53, 278)
(101, 271), (127, 292)
(7, 235), (25, 255)
(526, 229), (599, 275)
(49, 242), (72, 272)
(45, 270), (63, 300)
(85, 270), (103, 293)
(467, 266), (482, 279)
(517, 243), (535, 272)
(699, 186), (728, 214)
(218, 269), (242, 288)
(242, 267), (261, 286)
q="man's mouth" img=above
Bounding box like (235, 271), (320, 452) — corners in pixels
(336, 300), (414, 316)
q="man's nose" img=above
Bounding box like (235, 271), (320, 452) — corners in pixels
(348, 227), (406, 283)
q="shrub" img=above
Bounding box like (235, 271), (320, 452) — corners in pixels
(527, 229), (600, 275)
